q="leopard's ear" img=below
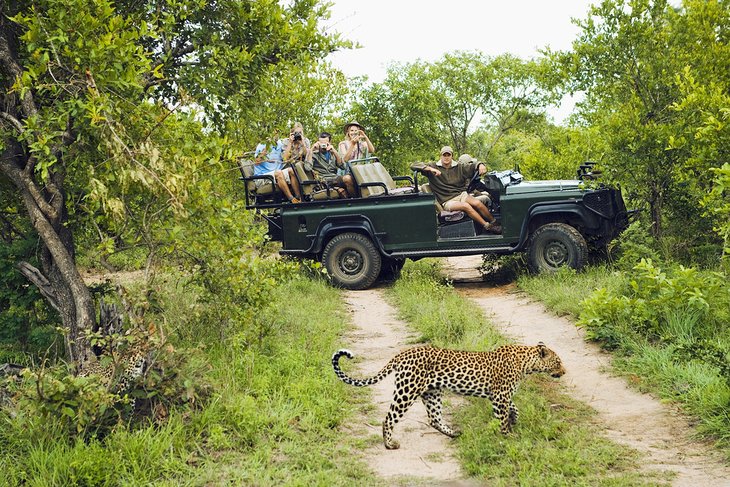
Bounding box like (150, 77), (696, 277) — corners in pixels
(537, 342), (547, 357)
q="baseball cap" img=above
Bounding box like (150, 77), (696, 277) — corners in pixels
(458, 153), (477, 164)
(440, 146), (453, 155)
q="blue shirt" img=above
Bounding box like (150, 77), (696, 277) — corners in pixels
(253, 141), (285, 176)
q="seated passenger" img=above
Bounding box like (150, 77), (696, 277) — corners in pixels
(282, 121), (311, 164)
(253, 139), (302, 204)
(338, 121), (375, 163)
(305, 132), (355, 197)
(411, 146), (502, 234)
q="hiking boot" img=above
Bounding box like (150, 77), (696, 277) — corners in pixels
(483, 222), (502, 234)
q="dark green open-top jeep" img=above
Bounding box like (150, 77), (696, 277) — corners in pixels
(238, 158), (630, 289)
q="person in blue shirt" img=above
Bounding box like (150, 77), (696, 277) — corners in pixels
(253, 127), (304, 203)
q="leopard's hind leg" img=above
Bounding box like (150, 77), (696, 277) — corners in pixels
(382, 373), (425, 449)
(421, 389), (460, 438)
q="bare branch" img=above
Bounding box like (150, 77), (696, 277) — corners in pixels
(0, 111), (24, 134)
(16, 261), (61, 313)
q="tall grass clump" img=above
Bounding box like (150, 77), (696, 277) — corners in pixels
(0, 268), (375, 486)
(388, 259), (504, 347)
(385, 260), (658, 485)
(521, 256), (730, 457)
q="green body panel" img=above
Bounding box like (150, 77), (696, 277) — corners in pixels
(260, 169), (628, 260)
(500, 181), (586, 239)
(281, 194), (438, 254)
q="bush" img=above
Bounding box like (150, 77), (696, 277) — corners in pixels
(479, 254), (527, 284)
(611, 220), (661, 271)
(0, 237), (60, 363)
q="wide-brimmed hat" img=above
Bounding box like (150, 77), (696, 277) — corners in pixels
(344, 121), (364, 134)
(440, 146), (454, 155)
(458, 153), (477, 164)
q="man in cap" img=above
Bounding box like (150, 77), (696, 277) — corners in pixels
(412, 146), (502, 234)
(339, 121), (376, 163)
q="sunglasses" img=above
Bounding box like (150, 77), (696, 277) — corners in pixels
(442, 152), (452, 156)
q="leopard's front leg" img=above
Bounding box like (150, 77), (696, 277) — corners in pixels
(508, 401), (519, 427)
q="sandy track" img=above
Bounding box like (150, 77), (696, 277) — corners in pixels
(444, 256), (730, 487)
(341, 289), (477, 486)
(336, 257), (729, 485)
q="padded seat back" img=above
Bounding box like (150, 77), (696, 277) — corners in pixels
(237, 159), (277, 196)
(293, 162), (342, 201)
(351, 162), (414, 197)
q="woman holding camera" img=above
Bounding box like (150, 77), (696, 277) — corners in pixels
(282, 121), (310, 163)
(338, 121), (375, 163)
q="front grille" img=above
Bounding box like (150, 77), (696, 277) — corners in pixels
(583, 190), (614, 218)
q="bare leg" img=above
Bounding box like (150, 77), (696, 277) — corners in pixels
(342, 174), (356, 198)
(465, 195), (496, 223)
(446, 201), (488, 227)
(286, 167), (302, 199)
(275, 170), (297, 202)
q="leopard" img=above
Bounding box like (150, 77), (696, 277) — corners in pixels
(78, 344), (149, 393)
(332, 342), (565, 450)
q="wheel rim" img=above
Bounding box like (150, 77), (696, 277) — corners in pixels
(339, 249), (364, 276)
(544, 241), (569, 267)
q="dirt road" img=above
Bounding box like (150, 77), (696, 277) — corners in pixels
(340, 256), (730, 486)
(342, 289), (472, 485)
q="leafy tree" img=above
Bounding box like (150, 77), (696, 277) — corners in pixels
(350, 52), (556, 172)
(561, 0), (730, 252)
(0, 0), (346, 368)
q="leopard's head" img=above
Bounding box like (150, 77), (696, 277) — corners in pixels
(531, 343), (565, 378)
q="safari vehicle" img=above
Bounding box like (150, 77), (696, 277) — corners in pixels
(238, 158), (630, 290)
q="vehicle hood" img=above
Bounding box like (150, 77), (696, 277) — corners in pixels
(505, 180), (583, 195)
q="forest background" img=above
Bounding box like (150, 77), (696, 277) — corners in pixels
(0, 0), (729, 484)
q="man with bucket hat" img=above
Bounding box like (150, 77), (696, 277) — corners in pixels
(412, 146), (502, 234)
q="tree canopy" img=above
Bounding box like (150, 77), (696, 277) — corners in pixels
(0, 0), (348, 366)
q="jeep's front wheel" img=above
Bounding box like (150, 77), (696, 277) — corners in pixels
(527, 223), (587, 273)
(322, 232), (382, 290)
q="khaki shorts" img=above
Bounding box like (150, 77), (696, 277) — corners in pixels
(322, 175), (346, 187)
(254, 169), (290, 188)
(443, 191), (470, 211)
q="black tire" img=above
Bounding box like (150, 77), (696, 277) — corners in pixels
(379, 257), (406, 282)
(527, 223), (587, 273)
(322, 232), (382, 290)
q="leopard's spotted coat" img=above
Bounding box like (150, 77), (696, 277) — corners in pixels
(332, 343), (565, 449)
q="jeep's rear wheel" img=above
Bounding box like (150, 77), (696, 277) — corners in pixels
(322, 232), (382, 290)
(527, 223), (587, 273)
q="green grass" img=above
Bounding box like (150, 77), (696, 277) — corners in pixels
(517, 264), (730, 460)
(0, 275), (378, 486)
(385, 260), (666, 486)
(516, 265), (625, 318)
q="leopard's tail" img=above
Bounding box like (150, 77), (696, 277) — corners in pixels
(332, 349), (394, 387)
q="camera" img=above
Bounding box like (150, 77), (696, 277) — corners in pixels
(319, 142), (328, 152)
(292, 131), (303, 141)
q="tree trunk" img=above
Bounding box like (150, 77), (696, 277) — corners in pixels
(1, 149), (95, 370)
(1, 15), (95, 370)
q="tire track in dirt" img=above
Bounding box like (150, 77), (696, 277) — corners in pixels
(443, 256), (730, 487)
(341, 289), (478, 486)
